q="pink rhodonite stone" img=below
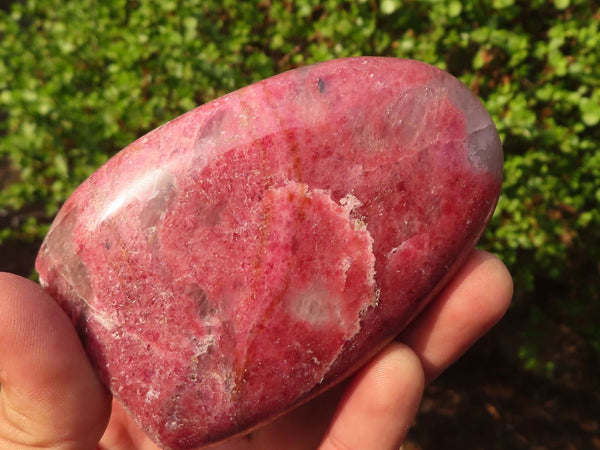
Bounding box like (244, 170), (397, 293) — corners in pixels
(36, 57), (502, 449)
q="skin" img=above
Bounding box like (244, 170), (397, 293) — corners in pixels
(0, 249), (512, 450)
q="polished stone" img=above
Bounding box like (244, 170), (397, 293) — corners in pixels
(36, 57), (502, 449)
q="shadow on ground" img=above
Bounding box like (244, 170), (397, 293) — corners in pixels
(406, 313), (600, 449)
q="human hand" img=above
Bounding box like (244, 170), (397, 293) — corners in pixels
(0, 249), (512, 449)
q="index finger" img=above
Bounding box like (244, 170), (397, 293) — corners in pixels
(399, 250), (513, 384)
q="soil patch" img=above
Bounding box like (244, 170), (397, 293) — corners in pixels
(406, 324), (600, 449)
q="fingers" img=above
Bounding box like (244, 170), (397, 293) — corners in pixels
(98, 399), (160, 450)
(399, 249), (513, 384)
(319, 342), (424, 450)
(213, 384), (344, 450)
(0, 273), (111, 449)
(317, 250), (511, 450)
(0, 249), (509, 450)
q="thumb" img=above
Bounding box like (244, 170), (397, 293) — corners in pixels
(0, 272), (111, 449)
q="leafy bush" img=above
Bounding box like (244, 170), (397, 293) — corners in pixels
(1, 0), (599, 353)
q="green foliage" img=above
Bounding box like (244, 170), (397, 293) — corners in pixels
(1, 0), (599, 351)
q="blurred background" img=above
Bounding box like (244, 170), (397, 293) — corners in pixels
(0, 0), (598, 448)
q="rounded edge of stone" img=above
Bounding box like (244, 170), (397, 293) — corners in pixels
(441, 72), (504, 182)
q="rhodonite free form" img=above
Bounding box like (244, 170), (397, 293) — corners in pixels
(36, 57), (502, 449)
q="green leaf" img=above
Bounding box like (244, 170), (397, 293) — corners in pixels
(580, 97), (600, 126)
(380, 0), (400, 15)
(493, 0), (515, 9)
(448, 1), (462, 17)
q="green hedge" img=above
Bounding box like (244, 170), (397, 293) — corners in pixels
(1, 0), (599, 354)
